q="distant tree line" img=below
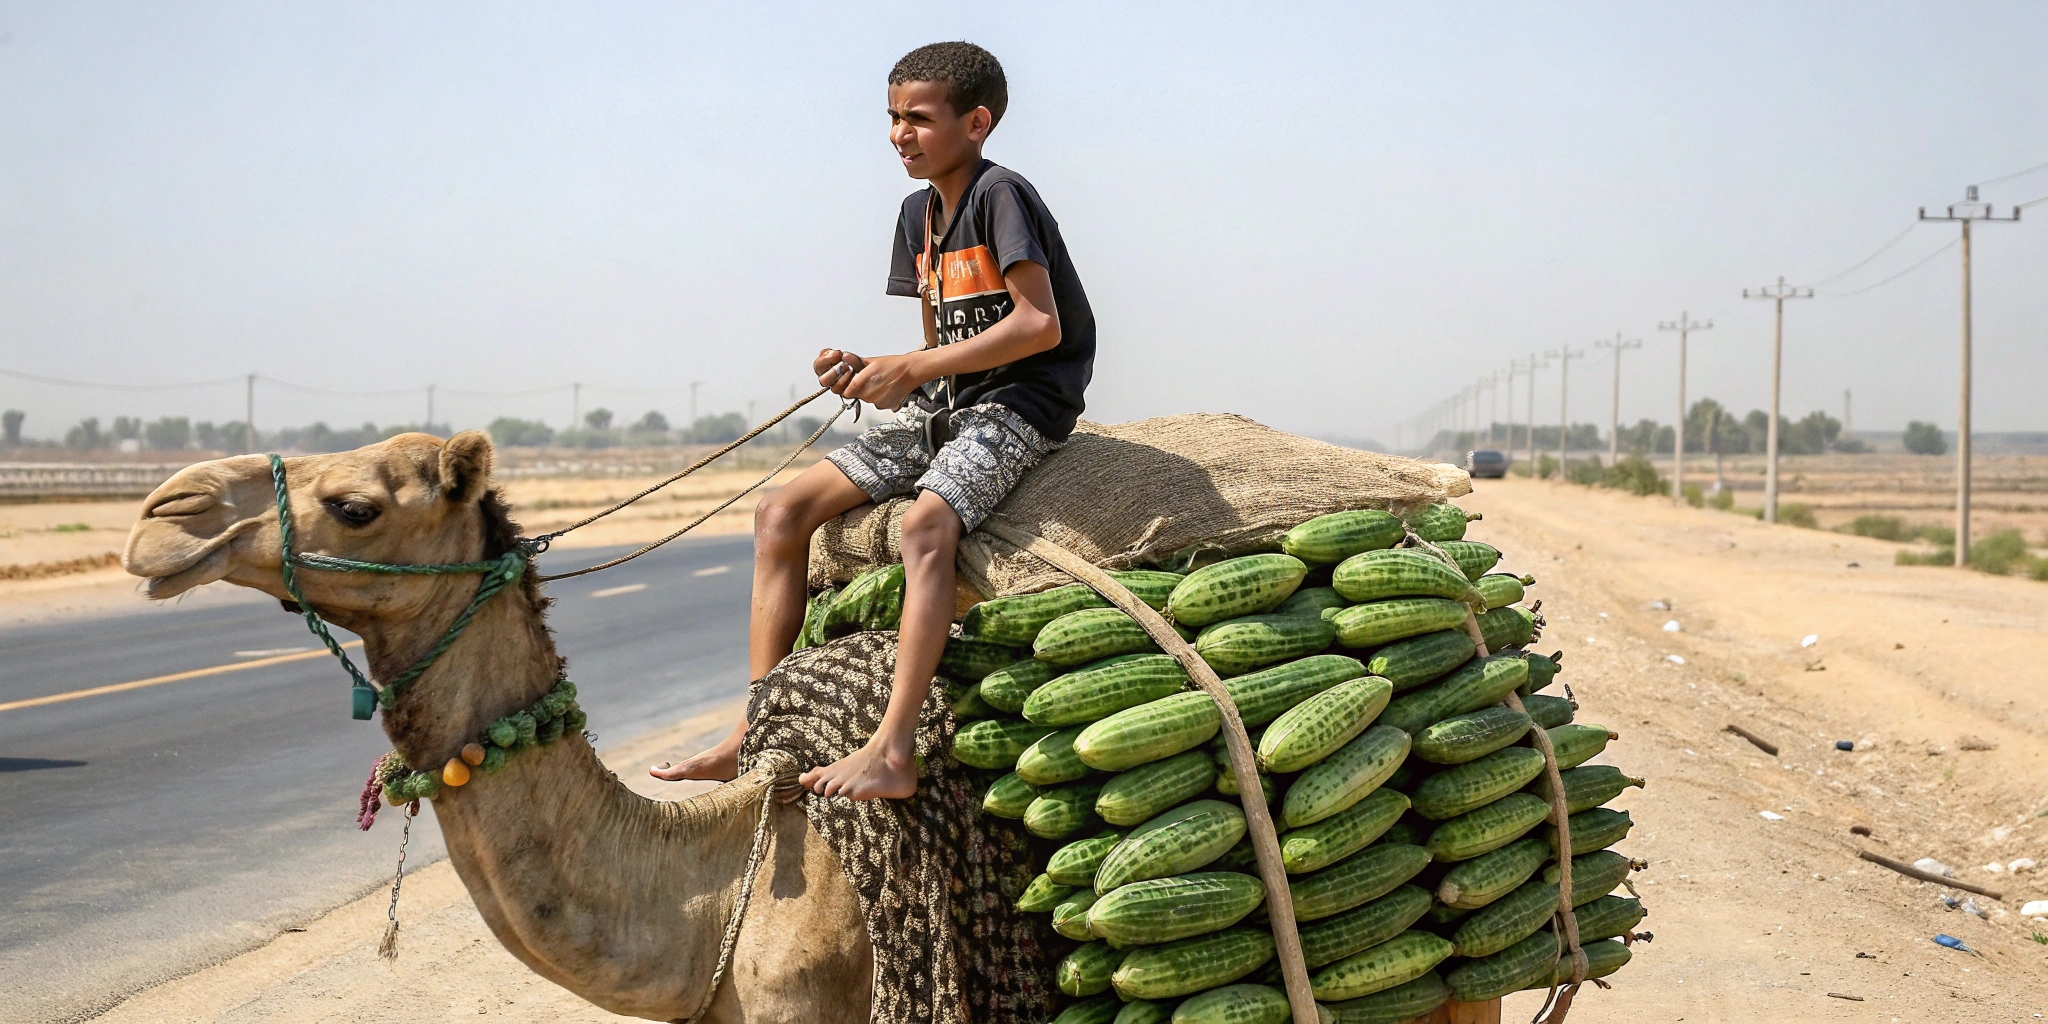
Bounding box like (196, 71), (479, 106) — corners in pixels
(1419, 396), (1955, 459)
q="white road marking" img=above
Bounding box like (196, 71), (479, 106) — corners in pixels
(692, 565), (732, 577)
(591, 583), (649, 599)
(234, 647), (313, 658)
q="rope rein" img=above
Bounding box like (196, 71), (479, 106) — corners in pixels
(680, 756), (792, 1024)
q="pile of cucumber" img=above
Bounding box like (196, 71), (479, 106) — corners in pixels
(935, 501), (1649, 1024)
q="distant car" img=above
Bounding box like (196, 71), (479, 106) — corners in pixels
(1467, 449), (1509, 479)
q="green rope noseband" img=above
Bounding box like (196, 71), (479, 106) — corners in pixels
(270, 454), (531, 720)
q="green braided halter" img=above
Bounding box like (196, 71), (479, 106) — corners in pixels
(270, 454), (531, 720)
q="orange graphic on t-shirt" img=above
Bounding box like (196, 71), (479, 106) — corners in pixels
(917, 244), (1007, 301)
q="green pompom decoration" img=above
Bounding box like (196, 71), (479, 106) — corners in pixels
(563, 708), (588, 733)
(528, 699), (554, 725)
(513, 712), (538, 745)
(538, 715), (565, 744)
(557, 680), (577, 701)
(480, 745), (508, 774)
(383, 781), (408, 804)
(487, 719), (517, 748)
(406, 771), (440, 801)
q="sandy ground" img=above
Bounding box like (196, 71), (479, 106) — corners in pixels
(75, 474), (2048, 1022)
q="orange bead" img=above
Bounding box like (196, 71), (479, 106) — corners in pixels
(442, 758), (471, 787)
(460, 742), (486, 766)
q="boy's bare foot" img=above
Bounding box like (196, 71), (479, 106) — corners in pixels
(651, 733), (741, 782)
(798, 740), (917, 800)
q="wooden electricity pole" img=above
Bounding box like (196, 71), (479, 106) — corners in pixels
(1524, 353), (1547, 474)
(1742, 278), (1813, 524)
(1594, 334), (1641, 467)
(1545, 345), (1583, 473)
(1920, 186), (2021, 566)
(1657, 312), (1712, 506)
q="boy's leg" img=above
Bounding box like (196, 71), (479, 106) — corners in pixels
(651, 458), (871, 782)
(798, 488), (960, 800)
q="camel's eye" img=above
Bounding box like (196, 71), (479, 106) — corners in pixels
(327, 499), (380, 526)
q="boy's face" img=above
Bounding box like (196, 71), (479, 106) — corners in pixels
(887, 80), (991, 181)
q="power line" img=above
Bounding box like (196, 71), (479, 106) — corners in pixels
(1974, 157), (2048, 189)
(2017, 193), (2048, 210)
(256, 375), (425, 398)
(1822, 237), (1960, 297)
(0, 368), (245, 391)
(1796, 219), (1924, 289)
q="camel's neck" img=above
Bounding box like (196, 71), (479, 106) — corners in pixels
(363, 579), (763, 1019)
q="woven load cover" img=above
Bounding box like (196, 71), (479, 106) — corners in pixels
(810, 412), (1471, 597)
(740, 631), (1058, 1024)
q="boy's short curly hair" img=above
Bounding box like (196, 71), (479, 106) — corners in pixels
(889, 42), (1007, 128)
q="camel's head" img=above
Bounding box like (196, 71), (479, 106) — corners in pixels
(124, 431), (516, 631)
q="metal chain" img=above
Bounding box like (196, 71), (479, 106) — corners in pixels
(377, 801), (418, 959)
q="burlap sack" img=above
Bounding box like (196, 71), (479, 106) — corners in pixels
(808, 412), (1471, 599)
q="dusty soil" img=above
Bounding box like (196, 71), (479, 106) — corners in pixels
(84, 474), (2048, 1022)
(1673, 450), (2048, 542)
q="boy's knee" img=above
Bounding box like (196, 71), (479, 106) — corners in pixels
(899, 497), (963, 560)
(754, 491), (811, 548)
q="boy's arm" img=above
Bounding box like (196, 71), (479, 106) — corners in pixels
(834, 260), (1060, 410)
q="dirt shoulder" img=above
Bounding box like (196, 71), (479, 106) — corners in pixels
(89, 476), (2048, 1023)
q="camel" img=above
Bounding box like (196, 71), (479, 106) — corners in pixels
(122, 431), (875, 1023)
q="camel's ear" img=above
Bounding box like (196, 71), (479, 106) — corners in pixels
(439, 431), (495, 504)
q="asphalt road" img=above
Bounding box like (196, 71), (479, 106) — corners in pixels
(0, 535), (756, 1023)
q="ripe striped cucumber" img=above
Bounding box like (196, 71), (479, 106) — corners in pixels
(1058, 940), (1128, 996)
(1425, 793), (1550, 861)
(1544, 808), (1633, 856)
(1568, 895), (1646, 943)
(1446, 927), (1560, 1002)
(1450, 876), (1557, 956)
(953, 718), (1056, 770)
(1319, 970), (1449, 1024)
(1026, 779), (1108, 839)
(1281, 787), (1410, 875)
(1284, 509), (1407, 565)
(982, 771), (1038, 819)
(1259, 676), (1395, 773)
(1076, 692), (1222, 771)
(1329, 598), (1469, 650)
(950, 678), (998, 719)
(1095, 798), (1247, 892)
(1087, 871), (1266, 945)
(1530, 937), (1630, 989)
(1378, 655), (1530, 735)
(961, 571), (1184, 647)
(1212, 834), (1257, 872)
(1167, 554), (1309, 628)
(1111, 1000), (1174, 1024)
(1110, 927), (1277, 1000)
(1378, 819), (1427, 848)
(1052, 994), (1124, 1024)
(1435, 837), (1548, 910)
(1542, 849), (1635, 904)
(1522, 693), (1574, 729)
(1364, 630), (1477, 692)
(1211, 750), (1274, 803)
(1517, 650), (1562, 694)
(1017, 726), (1092, 786)
(1097, 749), (1218, 826)
(795, 586), (836, 650)
(980, 659), (1060, 713)
(1025, 654), (1190, 726)
(1474, 573), (1533, 610)
(1437, 541), (1501, 581)
(1544, 723), (1615, 770)
(819, 564), (905, 638)
(1412, 747), (1548, 820)
(1167, 984), (1293, 1024)
(1195, 612), (1338, 676)
(1404, 502), (1476, 542)
(1228, 654), (1368, 726)
(1284, 724), (1412, 828)
(1476, 606), (1537, 652)
(1412, 706), (1532, 765)
(1035, 608), (1165, 667)
(1047, 830), (1128, 886)
(1331, 549), (1484, 605)
(1053, 887), (1101, 940)
(1276, 585), (1349, 618)
(940, 635), (1031, 681)
(1288, 843), (1434, 921)
(1309, 930), (1455, 1003)
(1298, 883), (1433, 969)
(1529, 765), (1645, 818)
(1017, 873), (1074, 912)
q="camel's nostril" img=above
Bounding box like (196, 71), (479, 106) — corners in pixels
(148, 493), (217, 518)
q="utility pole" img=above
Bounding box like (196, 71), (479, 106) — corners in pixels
(1544, 345), (1582, 473)
(1594, 334), (1641, 467)
(1742, 277), (1813, 523)
(1656, 312), (1712, 506)
(1524, 353), (1546, 474)
(1920, 185), (2020, 566)
(1504, 361), (1519, 454)
(571, 382), (582, 429)
(690, 381), (704, 425)
(244, 373), (256, 454)
(1843, 388), (1853, 439)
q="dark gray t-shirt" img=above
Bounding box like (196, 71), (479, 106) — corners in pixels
(887, 161), (1095, 441)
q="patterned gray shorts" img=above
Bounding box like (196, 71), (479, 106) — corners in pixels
(826, 403), (1057, 531)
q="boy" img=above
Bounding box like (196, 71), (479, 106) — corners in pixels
(653, 41), (1095, 800)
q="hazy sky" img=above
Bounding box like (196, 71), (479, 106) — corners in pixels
(3, 2), (2045, 444)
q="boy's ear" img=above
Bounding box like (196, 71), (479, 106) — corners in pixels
(968, 105), (994, 143)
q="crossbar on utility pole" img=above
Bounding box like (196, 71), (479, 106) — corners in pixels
(1742, 278), (1813, 523)
(1657, 312), (1712, 506)
(1920, 185), (2021, 566)
(1544, 345), (1583, 474)
(1594, 334), (1642, 467)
